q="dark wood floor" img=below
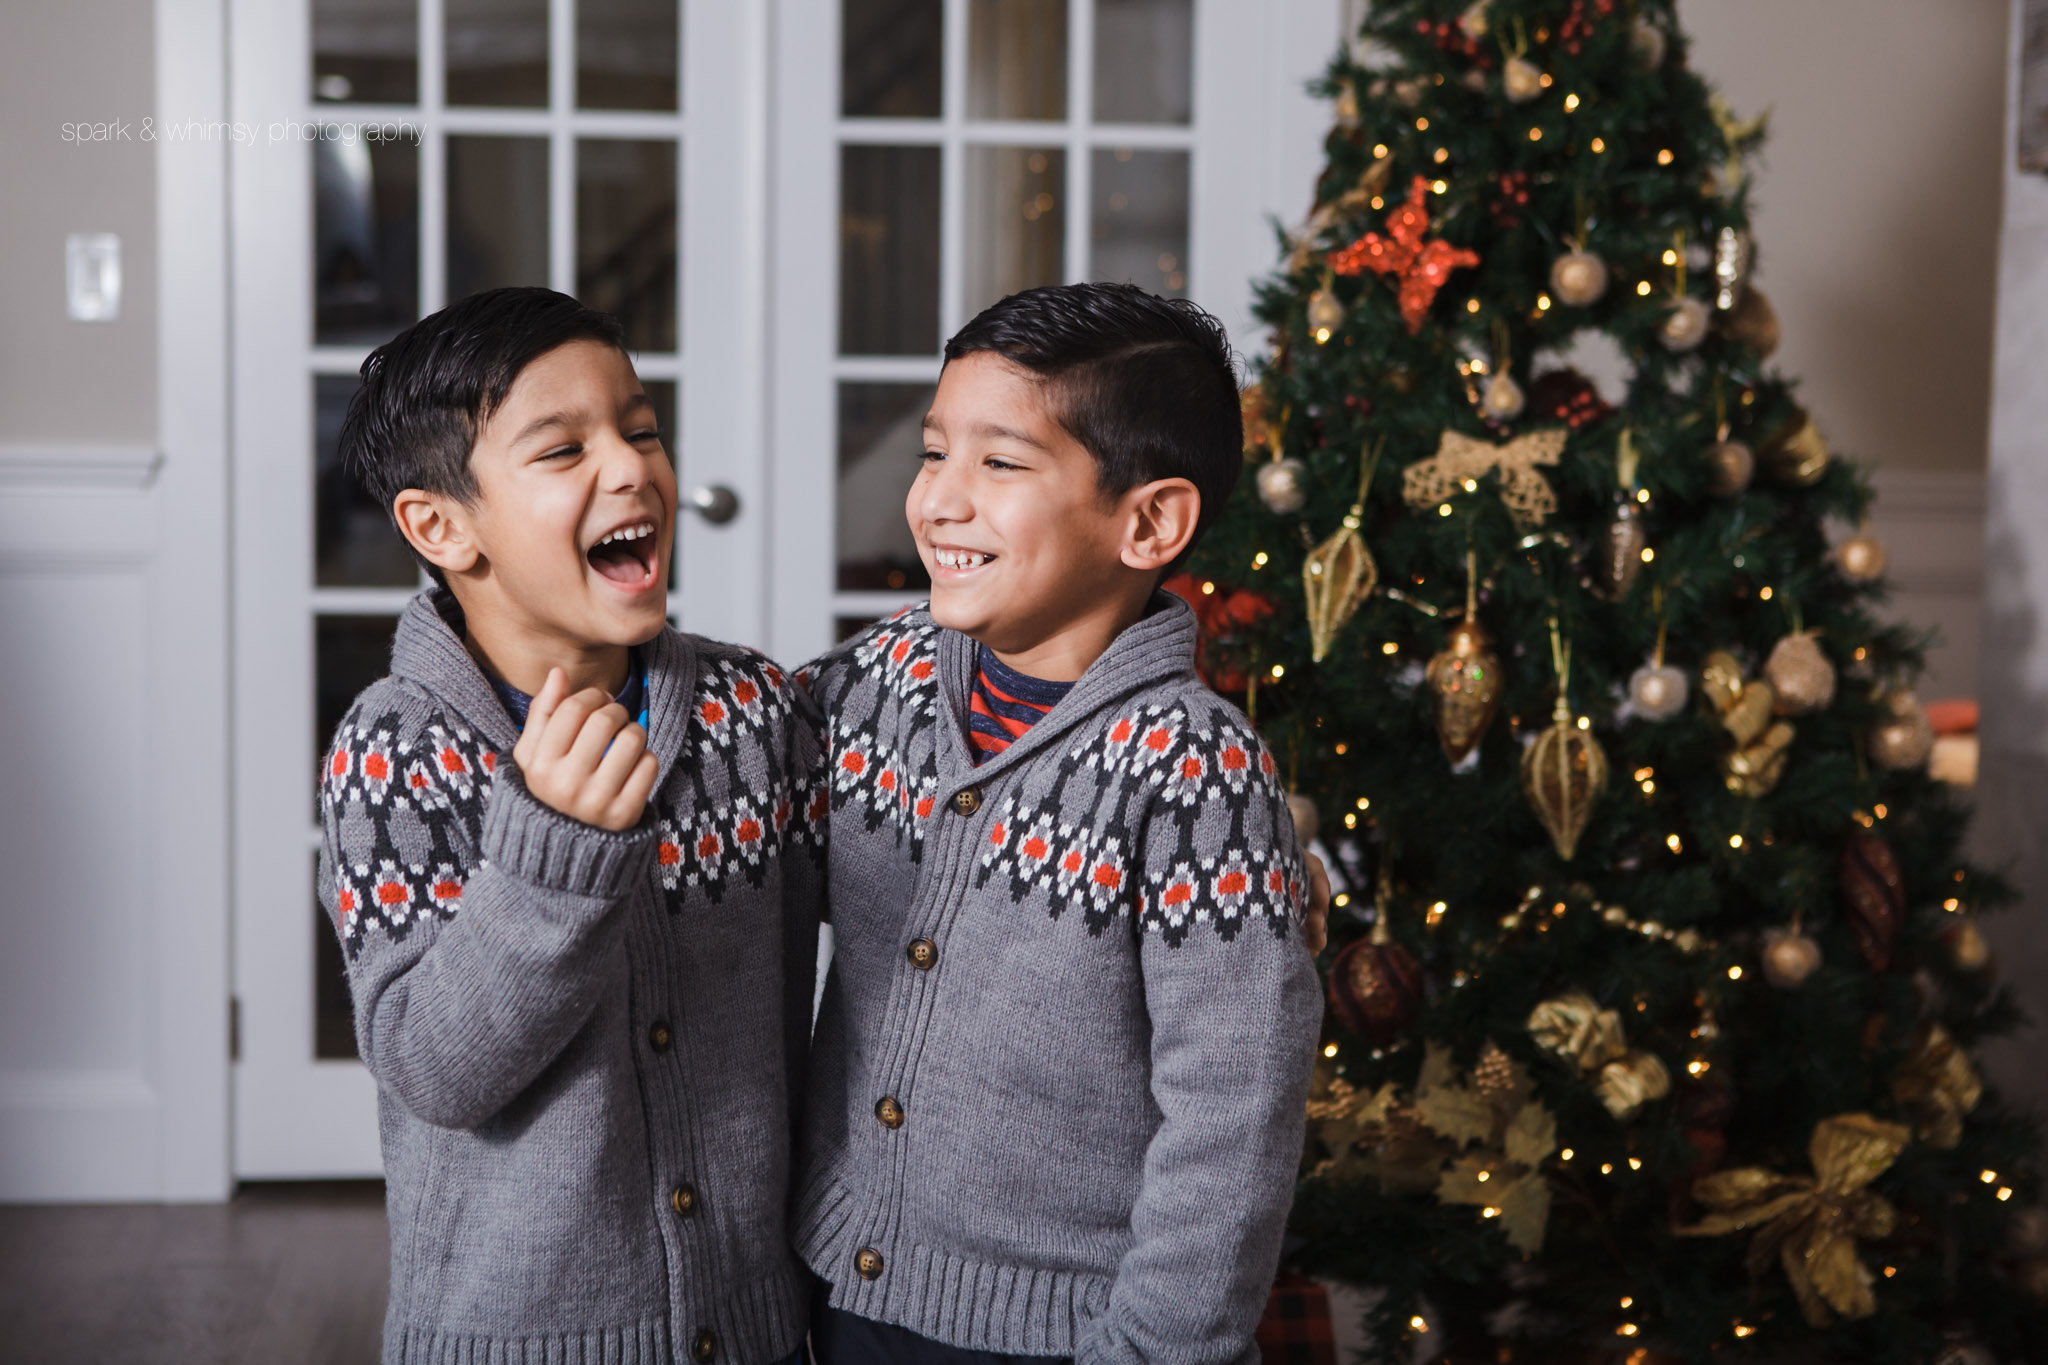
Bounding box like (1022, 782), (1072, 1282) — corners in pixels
(0, 1181), (388, 1365)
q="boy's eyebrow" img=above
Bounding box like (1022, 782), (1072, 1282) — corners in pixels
(921, 414), (1049, 450)
(504, 411), (578, 448)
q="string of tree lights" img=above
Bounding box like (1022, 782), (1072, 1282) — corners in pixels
(1175, 2), (2048, 1361)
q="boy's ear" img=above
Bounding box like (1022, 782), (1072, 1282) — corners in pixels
(392, 489), (482, 576)
(1118, 477), (1201, 575)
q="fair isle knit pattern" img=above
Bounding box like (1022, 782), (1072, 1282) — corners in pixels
(319, 590), (821, 1365)
(795, 593), (1323, 1365)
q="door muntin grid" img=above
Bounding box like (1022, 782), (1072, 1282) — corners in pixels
(832, 0), (1195, 628)
(304, 0), (686, 1060)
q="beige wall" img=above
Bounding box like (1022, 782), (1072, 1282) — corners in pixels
(1680, 0), (2007, 474)
(0, 0), (158, 447)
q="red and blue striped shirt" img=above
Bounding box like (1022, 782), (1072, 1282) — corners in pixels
(968, 647), (1074, 763)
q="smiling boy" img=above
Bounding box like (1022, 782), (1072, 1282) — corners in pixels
(320, 287), (818, 1365)
(796, 284), (1323, 1365)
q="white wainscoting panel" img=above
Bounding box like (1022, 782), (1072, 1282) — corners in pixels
(0, 456), (170, 1201)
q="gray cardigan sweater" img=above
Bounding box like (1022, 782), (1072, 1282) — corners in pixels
(318, 592), (821, 1365)
(794, 595), (1322, 1365)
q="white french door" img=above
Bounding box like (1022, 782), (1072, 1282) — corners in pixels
(229, 0), (768, 1177)
(766, 0), (1303, 663)
(229, 0), (1336, 1178)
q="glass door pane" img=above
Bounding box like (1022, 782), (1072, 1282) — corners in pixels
(578, 0), (680, 110)
(312, 0), (419, 103)
(962, 145), (1064, 321)
(968, 0), (1068, 120)
(447, 136), (551, 301)
(839, 145), (942, 356)
(842, 0), (942, 117)
(445, 0), (550, 106)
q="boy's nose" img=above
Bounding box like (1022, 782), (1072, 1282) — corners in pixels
(918, 460), (972, 524)
(598, 433), (652, 490)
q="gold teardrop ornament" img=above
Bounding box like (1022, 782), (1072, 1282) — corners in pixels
(1520, 622), (1608, 860)
(1426, 552), (1501, 763)
(1304, 442), (1382, 663)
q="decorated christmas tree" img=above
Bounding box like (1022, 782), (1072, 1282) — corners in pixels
(1180, 3), (2048, 1361)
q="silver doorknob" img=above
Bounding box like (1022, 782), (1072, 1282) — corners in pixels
(685, 484), (740, 525)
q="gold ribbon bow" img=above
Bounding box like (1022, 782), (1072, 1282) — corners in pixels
(1680, 1113), (1910, 1327)
(1403, 428), (1569, 528)
(1526, 990), (1671, 1121)
(1889, 1023), (1982, 1150)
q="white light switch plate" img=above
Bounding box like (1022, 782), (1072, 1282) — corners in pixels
(66, 233), (122, 322)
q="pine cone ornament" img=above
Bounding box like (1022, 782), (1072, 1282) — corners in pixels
(1839, 833), (1905, 971)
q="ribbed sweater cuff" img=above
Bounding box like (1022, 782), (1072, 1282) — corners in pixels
(481, 765), (656, 897)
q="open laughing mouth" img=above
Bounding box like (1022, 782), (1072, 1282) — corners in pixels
(587, 519), (661, 588)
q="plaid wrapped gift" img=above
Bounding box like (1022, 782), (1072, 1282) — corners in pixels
(1256, 1273), (1337, 1365)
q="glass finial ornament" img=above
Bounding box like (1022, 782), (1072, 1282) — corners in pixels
(1426, 551), (1503, 765)
(1521, 621), (1608, 860)
(1303, 441), (1382, 662)
(1600, 430), (1647, 599)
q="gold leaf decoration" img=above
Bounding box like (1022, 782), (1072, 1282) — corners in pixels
(1679, 1113), (1910, 1327)
(1889, 1023), (1982, 1150)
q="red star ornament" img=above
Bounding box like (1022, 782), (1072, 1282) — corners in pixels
(1328, 176), (1481, 334)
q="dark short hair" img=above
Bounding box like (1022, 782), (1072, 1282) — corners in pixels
(339, 287), (629, 583)
(942, 283), (1242, 559)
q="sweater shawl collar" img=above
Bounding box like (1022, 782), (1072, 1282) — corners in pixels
(387, 589), (698, 781)
(931, 589), (1200, 794)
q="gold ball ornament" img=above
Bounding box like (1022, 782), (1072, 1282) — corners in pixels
(1761, 926), (1823, 988)
(1870, 690), (1936, 771)
(1717, 286), (1781, 356)
(1306, 286), (1345, 339)
(1631, 18), (1667, 69)
(1480, 372), (1526, 423)
(1705, 439), (1755, 496)
(1458, 0), (1492, 39)
(1287, 791), (1321, 844)
(1550, 251), (1610, 308)
(1255, 458), (1309, 515)
(1427, 615), (1504, 764)
(1946, 916), (1991, 972)
(1836, 533), (1888, 583)
(1658, 296), (1712, 353)
(1628, 662), (1690, 720)
(1502, 54), (1545, 104)
(1765, 631), (1837, 716)
(1760, 409), (1831, 487)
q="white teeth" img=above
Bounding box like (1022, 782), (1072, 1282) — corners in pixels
(597, 522), (654, 546)
(937, 549), (990, 570)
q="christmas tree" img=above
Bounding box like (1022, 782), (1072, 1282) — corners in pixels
(1181, 3), (2048, 1361)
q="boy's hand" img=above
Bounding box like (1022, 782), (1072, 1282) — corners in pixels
(1303, 852), (1331, 956)
(511, 668), (659, 831)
